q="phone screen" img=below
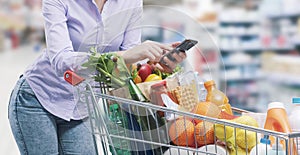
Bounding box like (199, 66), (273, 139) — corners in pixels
(175, 39), (198, 52)
(158, 39), (198, 72)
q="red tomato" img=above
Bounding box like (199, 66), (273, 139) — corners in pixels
(138, 64), (152, 82)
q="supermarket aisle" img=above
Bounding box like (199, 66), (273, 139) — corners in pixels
(0, 46), (41, 155)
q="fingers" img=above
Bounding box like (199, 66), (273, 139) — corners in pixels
(141, 40), (186, 63)
(149, 41), (173, 51)
(171, 42), (181, 48)
(160, 51), (187, 72)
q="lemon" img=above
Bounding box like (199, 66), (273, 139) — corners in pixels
(235, 130), (257, 150)
(214, 123), (234, 141)
(233, 116), (259, 127)
(230, 146), (248, 155)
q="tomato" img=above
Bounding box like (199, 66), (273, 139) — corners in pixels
(138, 64), (152, 82)
(133, 75), (142, 84)
(144, 74), (162, 82)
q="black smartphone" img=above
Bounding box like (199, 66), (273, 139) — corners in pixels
(173, 39), (198, 53)
(159, 39), (198, 71)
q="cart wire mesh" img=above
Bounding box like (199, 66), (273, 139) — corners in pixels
(75, 81), (300, 155)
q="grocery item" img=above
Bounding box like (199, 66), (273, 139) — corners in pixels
(127, 77), (148, 102)
(168, 118), (195, 147)
(268, 139), (286, 155)
(197, 144), (229, 155)
(195, 121), (215, 146)
(173, 85), (198, 112)
(144, 73), (162, 82)
(230, 146), (248, 155)
(108, 104), (131, 155)
(192, 101), (221, 124)
(138, 64), (152, 82)
(288, 98), (300, 155)
(233, 115), (259, 128)
(218, 111), (239, 120)
(163, 148), (194, 155)
(161, 94), (180, 121)
(215, 115), (259, 153)
(250, 135), (272, 155)
(242, 112), (267, 129)
(235, 130), (257, 150)
(149, 80), (168, 116)
(204, 80), (233, 114)
(176, 71), (201, 112)
(214, 121), (234, 141)
(264, 102), (296, 155)
(193, 72), (207, 102)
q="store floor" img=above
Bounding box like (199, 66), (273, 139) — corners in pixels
(0, 46), (41, 154)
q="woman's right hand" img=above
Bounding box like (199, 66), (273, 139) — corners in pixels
(120, 40), (173, 64)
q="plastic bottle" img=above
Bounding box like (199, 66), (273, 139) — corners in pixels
(150, 80), (168, 117)
(108, 104), (131, 155)
(194, 72), (207, 102)
(268, 139), (286, 155)
(250, 135), (272, 155)
(204, 80), (233, 114)
(264, 102), (296, 155)
(197, 144), (229, 155)
(288, 98), (300, 155)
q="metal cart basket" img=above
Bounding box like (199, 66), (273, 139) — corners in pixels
(65, 71), (300, 155)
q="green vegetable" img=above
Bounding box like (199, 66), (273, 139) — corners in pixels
(82, 47), (130, 88)
(153, 65), (183, 79)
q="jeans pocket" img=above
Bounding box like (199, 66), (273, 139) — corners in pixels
(19, 80), (35, 96)
(17, 80), (43, 110)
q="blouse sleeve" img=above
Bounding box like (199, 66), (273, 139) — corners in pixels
(42, 0), (89, 77)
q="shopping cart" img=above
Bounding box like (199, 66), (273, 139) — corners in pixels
(64, 70), (300, 155)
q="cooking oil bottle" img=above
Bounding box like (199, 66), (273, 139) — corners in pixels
(204, 80), (233, 114)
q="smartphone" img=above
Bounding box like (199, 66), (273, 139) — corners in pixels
(159, 39), (198, 72)
(173, 39), (198, 53)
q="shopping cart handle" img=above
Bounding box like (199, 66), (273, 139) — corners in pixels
(64, 70), (85, 86)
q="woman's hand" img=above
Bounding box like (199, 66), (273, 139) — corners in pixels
(120, 40), (173, 64)
(157, 42), (187, 73)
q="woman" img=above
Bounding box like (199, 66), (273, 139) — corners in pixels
(8, 0), (186, 154)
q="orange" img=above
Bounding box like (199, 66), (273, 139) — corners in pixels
(133, 75), (142, 84)
(192, 101), (221, 124)
(195, 121), (215, 147)
(218, 111), (239, 120)
(168, 118), (195, 147)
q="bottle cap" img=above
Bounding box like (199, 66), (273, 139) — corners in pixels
(267, 102), (285, 110)
(204, 80), (215, 89)
(260, 135), (271, 145)
(292, 98), (300, 104)
(110, 104), (119, 111)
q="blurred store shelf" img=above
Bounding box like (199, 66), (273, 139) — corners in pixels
(266, 73), (300, 87)
(220, 46), (295, 53)
(268, 13), (300, 20)
(221, 60), (260, 67)
(220, 74), (264, 82)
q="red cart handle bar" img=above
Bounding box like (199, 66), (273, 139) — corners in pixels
(64, 70), (85, 86)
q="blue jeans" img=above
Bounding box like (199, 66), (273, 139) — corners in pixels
(8, 76), (97, 155)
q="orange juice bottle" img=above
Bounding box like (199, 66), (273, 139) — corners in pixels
(204, 80), (233, 114)
(264, 102), (297, 155)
